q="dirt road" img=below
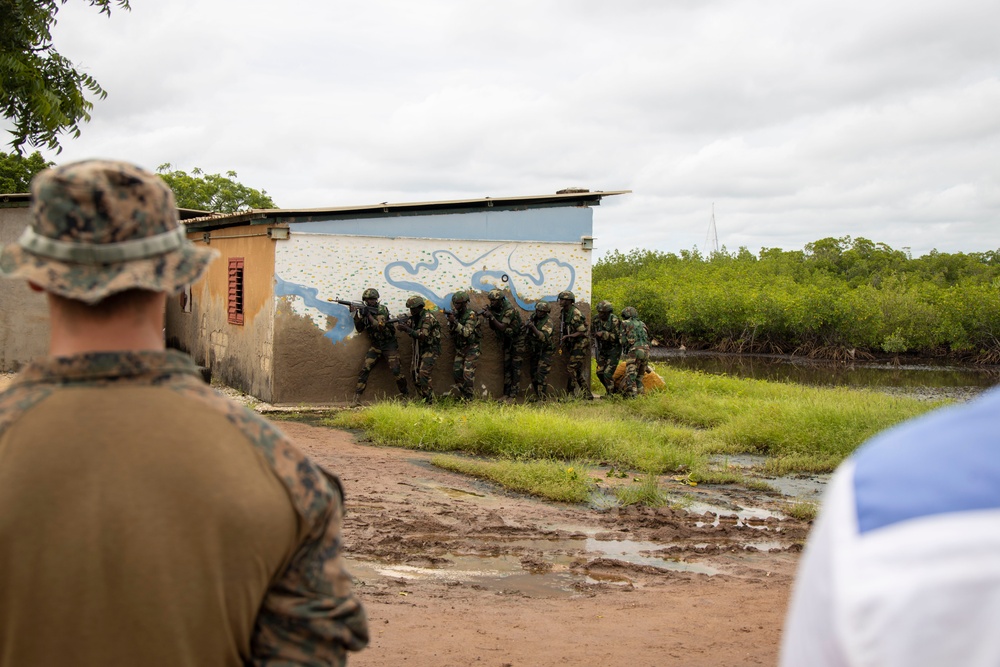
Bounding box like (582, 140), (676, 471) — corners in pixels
(285, 421), (809, 667)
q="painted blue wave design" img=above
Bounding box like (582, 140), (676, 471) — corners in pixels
(384, 247), (573, 310)
(274, 275), (354, 343)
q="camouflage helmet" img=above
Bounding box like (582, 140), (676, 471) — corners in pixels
(534, 301), (551, 313)
(405, 295), (424, 309)
(0, 160), (217, 305)
(597, 300), (614, 314)
(557, 290), (575, 302)
(487, 289), (504, 302)
(451, 290), (470, 304)
(362, 287), (380, 300)
(621, 306), (638, 320)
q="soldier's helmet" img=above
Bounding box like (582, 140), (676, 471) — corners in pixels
(621, 306), (638, 320)
(488, 289), (504, 303)
(451, 290), (470, 304)
(362, 288), (380, 300)
(534, 301), (551, 313)
(0, 159), (217, 305)
(597, 300), (614, 314)
(406, 295), (424, 309)
(557, 290), (575, 302)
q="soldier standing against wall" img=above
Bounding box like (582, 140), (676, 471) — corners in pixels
(557, 290), (591, 399)
(591, 300), (623, 396)
(396, 295), (442, 404)
(620, 306), (651, 397)
(481, 288), (525, 401)
(525, 300), (557, 401)
(446, 290), (480, 400)
(352, 287), (408, 403)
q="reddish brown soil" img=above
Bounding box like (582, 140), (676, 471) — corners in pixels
(284, 421), (808, 667)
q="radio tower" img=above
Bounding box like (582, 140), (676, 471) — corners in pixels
(705, 203), (719, 255)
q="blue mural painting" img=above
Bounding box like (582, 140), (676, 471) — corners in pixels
(274, 276), (355, 342)
(384, 248), (574, 311)
(276, 245), (579, 344)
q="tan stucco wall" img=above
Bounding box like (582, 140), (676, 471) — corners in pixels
(166, 225), (275, 401)
(0, 206), (49, 370)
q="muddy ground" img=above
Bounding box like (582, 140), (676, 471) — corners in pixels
(283, 421), (813, 667)
(0, 372), (810, 665)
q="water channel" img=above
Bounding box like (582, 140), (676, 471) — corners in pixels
(648, 347), (1000, 396)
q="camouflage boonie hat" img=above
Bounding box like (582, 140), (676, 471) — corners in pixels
(558, 290), (575, 301)
(621, 306), (638, 320)
(406, 295), (424, 309)
(362, 288), (380, 300)
(534, 301), (551, 313)
(451, 290), (470, 304)
(487, 289), (504, 302)
(597, 300), (613, 313)
(0, 160), (217, 304)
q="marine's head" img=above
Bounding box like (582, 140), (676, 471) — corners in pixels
(557, 290), (575, 307)
(621, 306), (638, 320)
(362, 287), (380, 307)
(0, 159), (217, 304)
(597, 300), (613, 321)
(406, 294), (425, 314)
(451, 290), (470, 312)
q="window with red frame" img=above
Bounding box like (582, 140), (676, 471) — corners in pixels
(228, 257), (244, 325)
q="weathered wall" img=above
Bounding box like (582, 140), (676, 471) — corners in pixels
(166, 225), (276, 401)
(0, 205), (49, 370)
(271, 230), (592, 404)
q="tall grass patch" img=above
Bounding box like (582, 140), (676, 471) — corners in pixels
(431, 455), (594, 503)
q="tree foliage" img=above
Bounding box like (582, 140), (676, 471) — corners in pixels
(594, 237), (1000, 363)
(0, 0), (130, 152)
(0, 150), (53, 192)
(156, 164), (277, 213)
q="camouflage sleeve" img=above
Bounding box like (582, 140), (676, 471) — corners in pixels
(571, 310), (588, 335)
(250, 467), (369, 666)
(459, 311), (479, 338)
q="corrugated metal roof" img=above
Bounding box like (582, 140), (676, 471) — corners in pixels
(182, 189), (631, 231)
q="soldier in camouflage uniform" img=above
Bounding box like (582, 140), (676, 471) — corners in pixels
(557, 290), (592, 399)
(395, 294), (442, 403)
(591, 300), (623, 396)
(352, 287), (408, 403)
(480, 288), (525, 400)
(0, 160), (367, 666)
(446, 290), (481, 400)
(620, 306), (651, 397)
(525, 300), (558, 400)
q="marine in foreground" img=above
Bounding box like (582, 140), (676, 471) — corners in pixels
(0, 160), (368, 666)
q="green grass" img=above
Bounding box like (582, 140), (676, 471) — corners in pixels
(270, 368), (945, 507)
(430, 455), (595, 503)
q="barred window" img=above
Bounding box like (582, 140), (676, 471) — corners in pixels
(228, 257), (244, 325)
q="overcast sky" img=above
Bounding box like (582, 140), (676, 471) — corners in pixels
(11, 0), (1000, 258)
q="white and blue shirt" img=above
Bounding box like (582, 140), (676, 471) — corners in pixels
(780, 387), (1000, 667)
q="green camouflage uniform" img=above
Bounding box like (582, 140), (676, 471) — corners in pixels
(486, 297), (525, 398)
(405, 308), (442, 402)
(592, 312), (623, 394)
(560, 304), (591, 397)
(355, 303), (408, 397)
(449, 308), (481, 400)
(526, 312), (557, 400)
(621, 316), (651, 397)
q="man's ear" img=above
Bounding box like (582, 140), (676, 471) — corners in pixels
(28, 282), (44, 293)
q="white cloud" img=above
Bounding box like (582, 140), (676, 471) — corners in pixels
(5, 0), (992, 258)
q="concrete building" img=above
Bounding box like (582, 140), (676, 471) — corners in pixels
(168, 189), (628, 404)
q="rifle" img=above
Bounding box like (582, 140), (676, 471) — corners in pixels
(335, 299), (372, 318)
(387, 315), (409, 326)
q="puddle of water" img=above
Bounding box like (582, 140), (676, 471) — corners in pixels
(347, 531), (721, 597)
(434, 485), (486, 499)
